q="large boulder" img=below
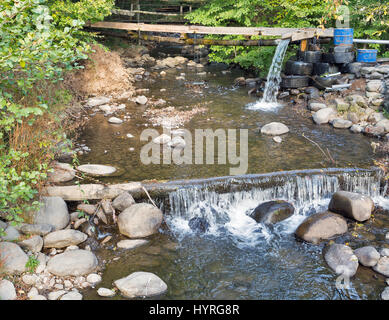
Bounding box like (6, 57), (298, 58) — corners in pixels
(250, 200), (294, 224)
(261, 122), (289, 136)
(295, 211), (348, 244)
(354, 246), (380, 267)
(188, 217), (210, 233)
(0, 242), (28, 274)
(34, 197), (69, 230)
(112, 192), (135, 212)
(114, 272), (167, 298)
(47, 249), (98, 276)
(324, 244), (359, 277)
(328, 191), (374, 222)
(313, 108), (336, 125)
(118, 203), (163, 238)
(0, 280), (16, 300)
(43, 230), (88, 248)
(373, 256), (389, 277)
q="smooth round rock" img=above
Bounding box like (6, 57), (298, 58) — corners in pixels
(47, 250), (98, 276)
(261, 122), (289, 136)
(112, 192), (136, 212)
(34, 196), (69, 230)
(108, 117), (123, 124)
(373, 256), (389, 277)
(60, 291), (83, 300)
(251, 200), (294, 224)
(97, 288), (116, 297)
(0, 280), (16, 300)
(382, 287), (389, 300)
(86, 273), (102, 286)
(114, 272), (167, 298)
(77, 164), (116, 176)
(117, 239), (149, 250)
(18, 235), (44, 253)
(354, 246), (380, 267)
(0, 242), (28, 274)
(44, 230), (88, 248)
(324, 244), (359, 277)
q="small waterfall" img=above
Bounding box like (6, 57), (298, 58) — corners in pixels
(165, 168), (387, 239)
(247, 39), (290, 111)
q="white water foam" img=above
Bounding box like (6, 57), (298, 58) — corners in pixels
(246, 39), (290, 112)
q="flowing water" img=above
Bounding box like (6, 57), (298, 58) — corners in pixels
(247, 39), (290, 111)
(77, 46), (389, 300)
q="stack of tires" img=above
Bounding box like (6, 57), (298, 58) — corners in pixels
(281, 28), (356, 90)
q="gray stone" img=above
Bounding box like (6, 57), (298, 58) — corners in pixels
(1, 225), (20, 241)
(117, 239), (149, 250)
(328, 191), (374, 222)
(135, 95), (148, 105)
(350, 124), (364, 133)
(108, 117), (123, 124)
(261, 122), (289, 136)
(0, 242), (28, 274)
(331, 118), (353, 129)
(368, 112), (385, 123)
(112, 192), (136, 212)
(364, 124), (385, 136)
(308, 102), (327, 112)
(86, 96), (111, 108)
(354, 246), (380, 267)
(366, 80), (383, 93)
(380, 248), (389, 257)
(86, 273), (102, 286)
(44, 229), (87, 248)
(373, 257), (389, 277)
(382, 287), (389, 300)
(76, 204), (97, 215)
(34, 197), (69, 230)
(48, 290), (67, 300)
(273, 136), (282, 143)
(77, 164), (116, 176)
(334, 99), (350, 112)
(18, 235), (43, 253)
(376, 119), (389, 133)
(347, 112), (360, 124)
(313, 108), (336, 125)
(22, 274), (38, 286)
(295, 211), (348, 244)
(47, 162), (75, 183)
(20, 223), (54, 236)
(346, 95), (367, 108)
(97, 288), (116, 297)
(60, 291), (83, 300)
(118, 203), (163, 238)
(27, 287), (39, 299)
(324, 244), (359, 277)
(0, 280), (16, 300)
(47, 249), (98, 276)
(0, 220), (7, 230)
(114, 272), (167, 298)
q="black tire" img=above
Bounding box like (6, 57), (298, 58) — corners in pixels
(330, 45), (354, 53)
(322, 53), (336, 64)
(313, 62), (339, 76)
(281, 75), (309, 88)
(284, 60), (313, 76)
(311, 75), (339, 90)
(299, 50), (322, 63)
(334, 51), (355, 64)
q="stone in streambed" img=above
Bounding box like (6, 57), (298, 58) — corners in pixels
(117, 239), (149, 250)
(312, 108), (336, 125)
(354, 246), (380, 267)
(261, 122), (289, 136)
(324, 244), (359, 277)
(18, 235), (44, 253)
(97, 288), (116, 297)
(77, 164), (116, 176)
(0, 242), (28, 274)
(373, 257), (389, 277)
(47, 249), (98, 276)
(20, 223), (54, 236)
(112, 192), (136, 212)
(43, 229), (87, 248)
(33, 196), (69, 231)
(251, 200), (294, 224)
(0, 280), (16, 300)
(114, 272), (167, 298)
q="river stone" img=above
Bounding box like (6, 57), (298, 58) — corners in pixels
(114, 272), (167, 298)
(324, 244), (359, 277)
(47, 249), (98, 276)
(60, 291), (83, 300)
(47, 162), (75, 183)
(20, 223), (54, 236)
(27, 287), (39, 299)
(44, 229), (88, 248)
(77, 164), (116, 176)
(354, 246), (380, 267)
(34, 196), (69, 230)
(86, 96), (111, 108)
(313, 108), (336, 125)
(117, 239), (149, 250)
(373, 257), (389, 277)
(112, 192), (136, 212)
(295, 211), (348, 244)
(382, 287), (389, 300)
(135, 96), (148, 105)
(261, 122), (289, 136)
(1, 225), (20, 241)
(97, 288), (116, 297)
(380, 248), (389, 257)
(328, 191), (374, 222)
(77, 204), (97, 215)
(188, 217), (210, 233)
(331, 119), (353, 129)
(364, 124), (385, 137)
(376, 119), (389, 133)
(0, 280), (16, 300)
(86, 273), (102, 286)
(308, 102), (327, 112)
(48, 290), (67, 300)
(18, 235), (44, 253)
(366, 80), (383, 93)
(0, 242), (28, 274)
(118, 203), (163, 238)
(251, 200), (294, 224)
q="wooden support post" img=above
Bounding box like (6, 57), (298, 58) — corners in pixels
(180, 5), (183, 15)
(300, 39), (308, 52)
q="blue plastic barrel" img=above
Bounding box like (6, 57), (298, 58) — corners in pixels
(334, 28), (354, 45)
(357, 49), (378, 63)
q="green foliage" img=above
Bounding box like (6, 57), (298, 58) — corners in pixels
(0, 0), (113, 225)
(25, 255), (40, 273)
(186, 0), (389, 70)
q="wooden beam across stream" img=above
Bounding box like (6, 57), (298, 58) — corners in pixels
(88, 21), (334, 40)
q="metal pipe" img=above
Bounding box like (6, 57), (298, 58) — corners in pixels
(354, 39), (389, 45)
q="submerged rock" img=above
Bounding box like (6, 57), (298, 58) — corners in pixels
(251, 200), (294, 224)
(114, 272), (167, 298)
(354, 246), (380, 267)
(188, 217), (210, 233)
(117, 239), (149, 250)
(328, 191), (374, 222)
(295, 211), (348, 244)
(77, 164), (117, 176)
(324, 244), (359, 277)
(118, 203), (163, 238)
